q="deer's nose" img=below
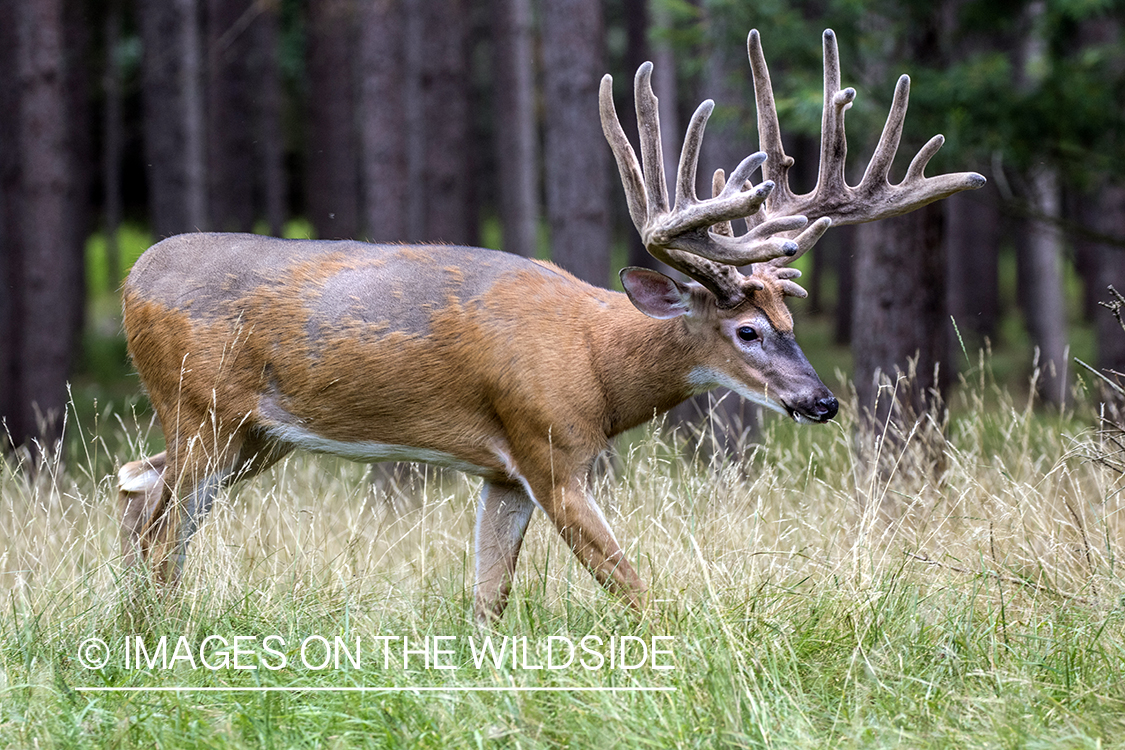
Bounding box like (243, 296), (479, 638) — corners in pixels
(815, 396), (838, 421)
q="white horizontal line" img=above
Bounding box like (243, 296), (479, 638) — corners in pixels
(75, 686), (675, 693)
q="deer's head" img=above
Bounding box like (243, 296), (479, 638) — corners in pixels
(602, 29), (985, 424)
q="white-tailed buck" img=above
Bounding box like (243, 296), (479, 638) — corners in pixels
(119, 29), (983, 621)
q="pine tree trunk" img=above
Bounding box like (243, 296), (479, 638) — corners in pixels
(180, 0), (207, 230)
(359, 0), (408, 242)
(207, 0), (256, 232)
(833, 225), (856, 345)
(945, 187), (1000, 352)
(9, 0), (82, 448)
(306, 0), (358, 240)
(492, 0), (538, 256)
(252, 0), (286, 237)
(541, 0), (610, 286)
(1090, 184), (1125, 372)
(103, 0), (124, 288)
(0, 0), (18, 446)
(1020, 168), (1069, 406)
(420, 0), (472, 245)
(141, 0), (205, 236)
(670, 5), (759, 452)
(852, 205), (947, 427)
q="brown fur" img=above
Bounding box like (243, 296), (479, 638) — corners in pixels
(119, 233), (831, 620)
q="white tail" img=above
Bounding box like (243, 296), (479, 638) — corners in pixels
(119, 28), (983, 622)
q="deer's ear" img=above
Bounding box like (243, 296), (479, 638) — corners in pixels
(620, 267), (693, 319)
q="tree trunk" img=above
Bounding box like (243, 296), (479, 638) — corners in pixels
(1089, 184), (1125, 373)
(852, 205), (947, 431)
(697, 12), (742, 207)
(618, 0), (649, 270)
(945, 186), (1000, 355)
(103, 0), (124, 288)
(0, 0), (18, 447)
(652, 1), (679, 222)
(181, 0), (207, 230)
(492, 0), (538, 256)
(252, 0), (286, 237)
(420, 0), (472, 245)
(6, 0), (83, 449)
(1019, 168), (1069, 406)
(141, 0), (207, 236)
(832, 225), (856, 345)
(207, 0), (256, 232)
(670, 4), (759, 454)
(541, 0), (610, 286)
(305, 0), (358, 240)
(359, 0), (408, 242)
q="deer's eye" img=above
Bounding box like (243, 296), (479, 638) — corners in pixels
(737, 326), (758, 342)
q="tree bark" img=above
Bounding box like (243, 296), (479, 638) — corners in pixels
(359, 0), (409, 242)
(0, 0), (18, 446)
(853, 205), (947, 427)
(670, 4), (759, 454)
(420, 0), (472, 245)
(181, 0), (207, 230)
(141, 0), (207, 236)
(833, 225), (856, 345)
(541, 0), (610, 286)
(697, 10), (743, 210)
(4, 0), (84, 449)
(252, 0), (286, 237)
(103, 0), (124, 288)
(492, 0), (538, 256)
(1089, 184), (1125, 373)
(945, 187), (1000, 353)
(306, 0), (358, 240)
(1019, 168), (1069, 406)
(207, 0), (256, 232)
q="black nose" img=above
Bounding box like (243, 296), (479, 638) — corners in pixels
(815, 396), (838, 421)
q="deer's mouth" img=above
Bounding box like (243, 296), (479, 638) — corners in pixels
(786, 405), (822, 425)
(783, 397), (838, 425)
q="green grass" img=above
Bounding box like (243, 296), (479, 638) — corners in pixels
(2, 364), (1125, 748)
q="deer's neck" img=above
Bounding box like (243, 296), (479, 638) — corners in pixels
(589, 301), (704, 438)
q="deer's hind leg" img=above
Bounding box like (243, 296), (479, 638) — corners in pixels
(119, 451), (167, 566)
(122, 426), (290, 584)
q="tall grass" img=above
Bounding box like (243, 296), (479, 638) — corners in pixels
(2, 367), (1124, 748)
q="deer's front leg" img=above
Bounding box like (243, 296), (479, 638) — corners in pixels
(474, 481), (536, 623)
(536, 475), (648, 611)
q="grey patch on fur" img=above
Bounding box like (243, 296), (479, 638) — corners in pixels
(127, 234), (548, 341)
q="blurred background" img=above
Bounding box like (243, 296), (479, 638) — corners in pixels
(1, 0), (1124, 454)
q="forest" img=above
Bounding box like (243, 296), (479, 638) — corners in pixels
(2, 0), (1124, 451)
(6, 2), (1125, 747)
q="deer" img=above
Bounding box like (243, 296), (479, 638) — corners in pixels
(117, 29), (984, 622)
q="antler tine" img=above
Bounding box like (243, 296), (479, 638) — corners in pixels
(747, 29), (796, 210)
(600, 73), (649, 238)
(634, 63), (670, 219)
(861, 73), (910, 189)
(710, 169), (734, 238)
(816, 30), (856, 202)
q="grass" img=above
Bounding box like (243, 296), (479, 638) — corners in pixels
(13, 225), (1120, 746)
(2, 360), (1125, 749)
